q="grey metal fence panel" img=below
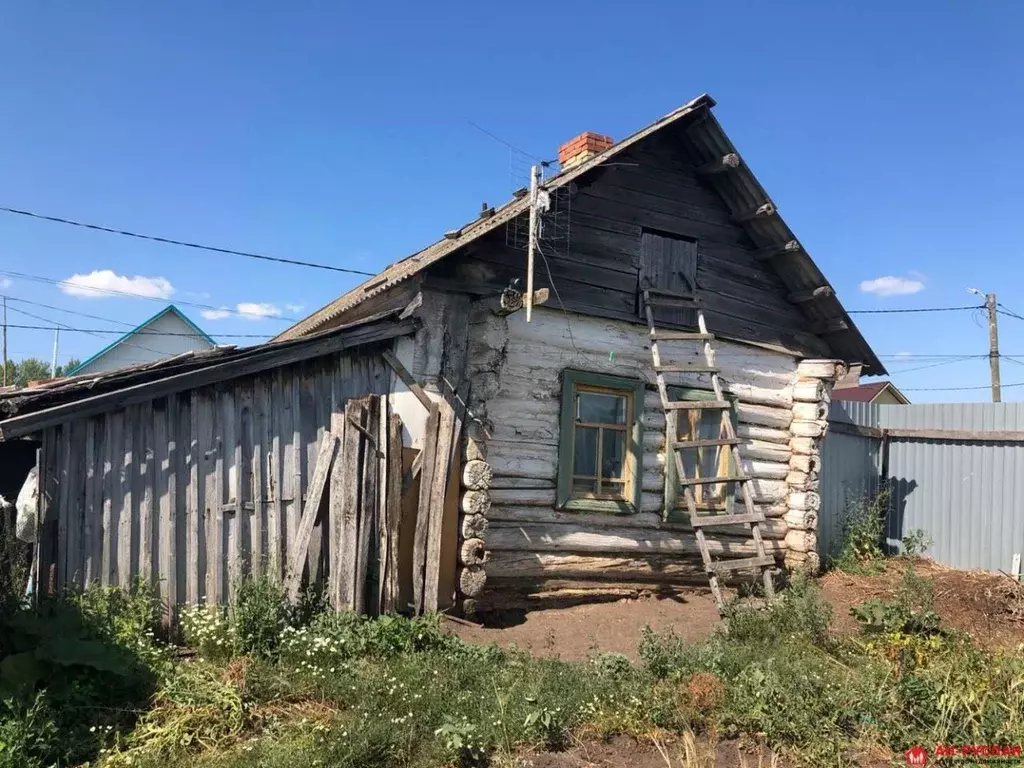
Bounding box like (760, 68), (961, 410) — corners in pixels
(879, 403), (1024, 572)
(818, 401), (882, 558)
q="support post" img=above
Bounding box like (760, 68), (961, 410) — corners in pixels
(51, 328), (59, 378)
(2, 295), (7, 386)
(987, 292), (1001, 403)
(525, 164), (540, 322)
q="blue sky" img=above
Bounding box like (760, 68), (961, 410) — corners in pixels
(1, 2), (1022, 401)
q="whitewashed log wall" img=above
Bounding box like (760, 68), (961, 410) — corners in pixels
(35, 352), (391, 608)
(457, 302), (840, 601)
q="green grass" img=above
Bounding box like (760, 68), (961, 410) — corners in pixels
(3, 569), (1024, 768)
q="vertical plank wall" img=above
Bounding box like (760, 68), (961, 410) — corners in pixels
(36, 351), (390, 606)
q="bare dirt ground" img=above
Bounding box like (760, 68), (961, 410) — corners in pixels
(450, 591), (722, 660)
(450, 558), (1024, 660)
(820, 557), (1024, 649)
(515, 734), (787, 768)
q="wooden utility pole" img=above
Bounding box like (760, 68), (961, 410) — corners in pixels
(986, 292), (1001, 403)
(2, 295), (7, 387)
(51, 328), (59, 378)
(524, 164), (540, 322)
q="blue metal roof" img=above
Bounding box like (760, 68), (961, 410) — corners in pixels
(66, 304), (216, 376)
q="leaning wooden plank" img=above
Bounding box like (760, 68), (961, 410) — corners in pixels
(355, 397), (380, 614)
(375, 396), (389, 614)
(328, 409), (346, 609)
(284, 430), (338, 601)
(381, 349), (432, 412)
(423, 400), (456, 613)
(382, 412), (404, 613)
(412, 403), (441, 614)
(336, 400), (364, 610)
(138, 402), (154, 587)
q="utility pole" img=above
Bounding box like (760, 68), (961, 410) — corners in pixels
(1, 295), (7, 387)
(986, 292), (1001, 403)
(51, 328), (59, 378)
(969, 287), (1001, 402)
(525, 163), (540, 322)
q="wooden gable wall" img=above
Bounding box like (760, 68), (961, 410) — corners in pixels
(427, 127), (830, 358)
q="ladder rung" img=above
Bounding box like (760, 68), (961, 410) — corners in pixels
(650, 331), (714, 341)
(655, 364), (719, 373)
(672, 437), (741, 449)
(708, 555), (776, 573)
(678, 474), (748, 486)
(647, 296), (700, 308)
(665, 400), (731, 411)
(691, 512), (765, 527)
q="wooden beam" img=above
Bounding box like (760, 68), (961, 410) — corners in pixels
(424, 400), (456, 612)
(732, 202), (776, 223)
(695, 153), (741, 176)
(412, 403), (441, 614)
(787, 286), (834, 303)
(381, 349), (432, 412)
(753, 240), (801, 261)
(285, 431), (338, 600)
(810, 318), (849, 335)
(887, 427), (1024, 443)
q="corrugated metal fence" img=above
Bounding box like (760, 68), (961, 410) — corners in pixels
(819, 401), (1024, 572)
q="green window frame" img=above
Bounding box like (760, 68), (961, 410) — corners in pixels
(665, 387), (739, 523)
(557, 370), (645, 514)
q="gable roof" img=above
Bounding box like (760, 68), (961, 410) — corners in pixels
(67, 304), (216, 376)
(275, 93), (884, 374)
(833, 381), (910, 404)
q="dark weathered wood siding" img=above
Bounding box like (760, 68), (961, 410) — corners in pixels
(427, 128), (829, 356)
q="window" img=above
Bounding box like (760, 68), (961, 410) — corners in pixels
(557, 370), (645, 513)
(665, 387), (738, 522)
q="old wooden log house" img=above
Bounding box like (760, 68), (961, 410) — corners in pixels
(0, 93), (883, 613)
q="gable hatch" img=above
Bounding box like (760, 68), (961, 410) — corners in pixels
(638, 230), (699, 328)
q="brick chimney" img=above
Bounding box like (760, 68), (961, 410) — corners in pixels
(558, 131), (613, 169)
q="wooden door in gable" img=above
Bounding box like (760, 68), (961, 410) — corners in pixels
(638, 231), (698, 327)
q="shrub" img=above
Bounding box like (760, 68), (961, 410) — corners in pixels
(831, 488), (889, 572)
(233, 577), (288, 658)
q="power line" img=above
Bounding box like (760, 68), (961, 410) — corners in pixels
(846, 305), (982, 314)
(3, 296), (135, 328)
(887, 357), (978, 375)
(5, 306), (168, 357)
(0, 206), (377, 277)
(902, 381), (1024, 392)
(997, 306), (1024, 322)
(466, 120), (544, 162)
(0, 269), (300, 322)
(4, 322), (272, 339)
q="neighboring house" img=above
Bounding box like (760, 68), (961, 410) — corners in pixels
(68, 305), (216, 376)
(0, 94), (885, 613)
(833, 381), (910, 405)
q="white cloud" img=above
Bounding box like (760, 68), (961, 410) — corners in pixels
(200, 308), (232, 320)
(894, 351), (914, 360)
(859, 275), (925, 297)
(284, 303), (305, 313)
(0, 277), (11, 290)
(61, 269), (174, 300)
(237, 302), (283, 320)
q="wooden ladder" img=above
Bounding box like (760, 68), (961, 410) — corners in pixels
(643, 289), (776, 609)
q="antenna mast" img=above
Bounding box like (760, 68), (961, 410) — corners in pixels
(525, 164), (541, 322)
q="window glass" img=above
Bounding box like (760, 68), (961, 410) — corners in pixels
(577, 392), (627, 424)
